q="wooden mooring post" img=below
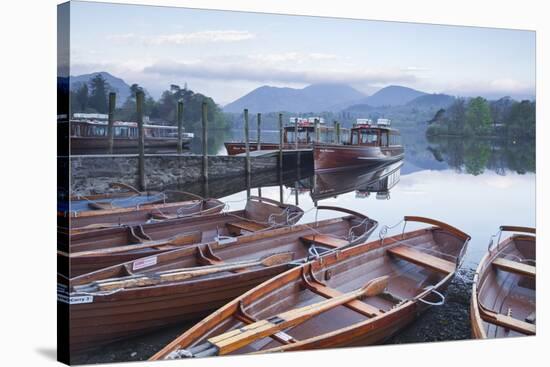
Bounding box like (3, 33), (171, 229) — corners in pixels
(294, 117), (300, 167)
(314, 118), (320, 143)
(107, 92), (116, 154)
(244, 109), (251, 198)
(202, 102), (208, 182)
(136, 91), (145, 190)
(244, 109), (251, 174)
(177, 100), (183, 155)
(278, 113), (283, 171)
(257, 113), (261, 151)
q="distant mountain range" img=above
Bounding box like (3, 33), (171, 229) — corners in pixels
(358, 85), (426, 107)
(223, 84), (365, 113)
(223, 84), (457, 113)
(70, 71), (132, 107)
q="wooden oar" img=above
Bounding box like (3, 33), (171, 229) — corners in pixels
(70, 231), (202, 258)
(203, 276), (389, 356)
(75, 252), (295, 292)
(157, 252), (294, 283)
(71, 222), (121, 231)
(478, 304), (536, 335)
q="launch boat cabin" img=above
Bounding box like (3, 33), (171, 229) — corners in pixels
(224, 117), (349, 155)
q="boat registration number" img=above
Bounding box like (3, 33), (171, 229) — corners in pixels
(133, 256), (158, 271)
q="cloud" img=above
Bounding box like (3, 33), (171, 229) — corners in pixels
(143, 60), (417, 86)
(107, 30), (256, 45)
(401, 66), (429, 72)
(444, 78), (535, 97)
(248, 52), (339, 64)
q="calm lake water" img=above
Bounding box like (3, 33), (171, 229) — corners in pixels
(188, 129), (536, 270)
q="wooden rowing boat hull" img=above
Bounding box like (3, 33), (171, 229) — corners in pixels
(151, 216), (469, 359)
(67, 265), (285, 355)
(471, 226), (536, 339)
(68, 197), (224, 232)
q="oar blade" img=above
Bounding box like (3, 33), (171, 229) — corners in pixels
(260, 252), (295, 267)
(362, 275), (389, 297)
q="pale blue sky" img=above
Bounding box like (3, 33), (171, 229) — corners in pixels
(69, 1), (536, 104)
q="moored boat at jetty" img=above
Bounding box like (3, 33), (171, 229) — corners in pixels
(66, 184), (224, 232)
(65, 206), (378, 353)
(69, 118), (194, 154)
(150, 216), (469, 359)
(65, 196), (304, 276)
(224, 117), (349, 155)
(471, 226), (536, 339)
(314, 118), (404, 172)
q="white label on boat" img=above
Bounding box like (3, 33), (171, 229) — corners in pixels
(69, 295), (94, 304)
(320, 149), (335, 153)
(133, 256), (158, 271)
(57, 294), (94, 304)
(274, 332), (294, 342)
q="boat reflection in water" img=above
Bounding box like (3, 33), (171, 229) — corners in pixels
(311, 160), (403, 202)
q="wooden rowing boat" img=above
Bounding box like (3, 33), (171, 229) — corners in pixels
(68, 189), (224, 233)
(64, 206), (377, 354)
(150, 216), (469, 360)
(65, 196), (304, 276)
(471, 226), (536, 339)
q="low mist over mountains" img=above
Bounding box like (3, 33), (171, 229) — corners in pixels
(223, 84), (365, 113)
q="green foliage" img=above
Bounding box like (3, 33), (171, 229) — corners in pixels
(88, 74), (110, 113)
(74, 83), (88, 111)
(427, 96), (535, 139)
(505, 100), (536, 139)
(71, 79), (227, 130)
(465, 97), (492, 135)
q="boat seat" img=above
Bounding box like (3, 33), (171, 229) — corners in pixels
(492, 258), (535, 278)
(387, 246), (455, 274)
(226, 220), (269, 235)
(300, 234), (349, 249)
(301, 269), (382, 317)
(480, 311), (536, 335)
